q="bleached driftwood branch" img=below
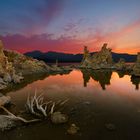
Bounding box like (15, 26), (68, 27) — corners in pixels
(26, 92), (69, 118)
(0, 106), (40, 124)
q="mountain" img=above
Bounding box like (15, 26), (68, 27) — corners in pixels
(25, 51), (137, 63)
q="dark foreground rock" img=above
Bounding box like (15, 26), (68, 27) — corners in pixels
(0, 93), (11, 106)
(0, 115), (18, 131)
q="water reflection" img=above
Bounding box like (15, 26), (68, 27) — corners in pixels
(1, 69), (139, 140)
(131, 76), (140, 90)
(1, 70), (72, 94)
(81, 69), (112, 90)
(81, 69), (140, 90)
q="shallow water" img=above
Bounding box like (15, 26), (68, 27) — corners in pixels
(1, 69), (140, 140)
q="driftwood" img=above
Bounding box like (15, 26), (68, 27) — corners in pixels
(0, 106), (40, 123)
(0, 92), (69, 131)
(26, 92), (69, 119)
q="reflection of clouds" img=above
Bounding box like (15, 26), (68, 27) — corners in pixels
(7, 70), (140, 111)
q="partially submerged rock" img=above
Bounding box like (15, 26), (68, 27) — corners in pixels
(0, 115), (18, 131)
(132, 53), (140, 76)
(51, 112), (68, 124)
(0, 40), (24, 89)
(67, 124), (80, 135)
(4, 50), (51, 75)
(114, 58), (126, 70)
(0, 94), (11, 106)
(105, 123), (116, 131)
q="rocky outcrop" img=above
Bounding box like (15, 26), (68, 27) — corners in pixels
(114, 58), (126, 70)
(81, 43), (113, 69)
(0, 40), (74, 90)
(0, 41), (24, 90)
(0, 93), (11, 106)
(132, 52), (140, 76)
(4, 50), (51, 75)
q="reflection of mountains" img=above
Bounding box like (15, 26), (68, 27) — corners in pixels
(81, 69), (140, 90)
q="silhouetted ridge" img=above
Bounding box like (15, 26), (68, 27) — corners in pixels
(25, 51), (137, 63)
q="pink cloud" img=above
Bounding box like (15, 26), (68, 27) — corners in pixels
(0, 19), (140, 54)
(0, 34), (82, 53)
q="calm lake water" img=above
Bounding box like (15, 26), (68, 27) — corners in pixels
(1, 69), (140, 140)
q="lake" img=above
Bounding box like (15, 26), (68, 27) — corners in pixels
(1, 69), (140, 140)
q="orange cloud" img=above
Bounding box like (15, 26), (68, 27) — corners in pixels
(83, 19), (140, 54)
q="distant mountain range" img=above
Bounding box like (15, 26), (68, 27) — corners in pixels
(24, 50), (137, 63)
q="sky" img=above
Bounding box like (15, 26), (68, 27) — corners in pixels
(0, 0), (140, 54)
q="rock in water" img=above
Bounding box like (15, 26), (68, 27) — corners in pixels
(114, 58), (126, 70)
(105, 123), (116, 131)
(0, 40), (23, 88)
(0, 40), (52, 89)
(0, 95), (11, 106)
(51, 112), (68, 124)
(132, 52), (140, 76)
(4, 50), (51, 75)
(0, 115), (17, 131)
(67, 124), (80, 135)
(81, 43), (113, 69)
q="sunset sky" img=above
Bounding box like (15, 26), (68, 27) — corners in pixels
(0, 0), (140, 54)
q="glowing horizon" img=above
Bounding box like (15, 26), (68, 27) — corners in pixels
(0, 0), (140, 54)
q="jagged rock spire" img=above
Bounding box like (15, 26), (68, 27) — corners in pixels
(81, 43), (113, 69)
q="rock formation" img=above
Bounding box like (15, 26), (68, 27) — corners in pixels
(81, 43), (113, 69)
(114, 58), (126, 70)
(132, 52), (140, 76)
(0, 40), (55, 90)
(0, 93), (11, 106)
(4, 50), (51, 75)
(0, 40), (74, 90)
(0, 41), (24, 90)
(81, 46), (92, 67)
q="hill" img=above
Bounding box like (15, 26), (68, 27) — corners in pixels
(25, 51), (137, 63)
